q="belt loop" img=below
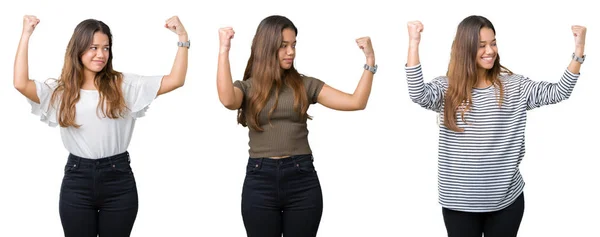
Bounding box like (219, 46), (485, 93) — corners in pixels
(109, 156), (115, 168)
(291, 156), (299, 168)
(76, 156), (81, 168)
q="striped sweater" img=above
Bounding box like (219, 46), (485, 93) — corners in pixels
(405, 64), (579, 212)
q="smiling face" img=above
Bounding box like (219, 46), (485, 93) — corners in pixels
(81, 31), (110, 75)
(476, 27), (497, 70)
(278, 28), (296, 70)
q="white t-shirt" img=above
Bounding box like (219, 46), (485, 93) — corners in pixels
(28, 73), (163, 159)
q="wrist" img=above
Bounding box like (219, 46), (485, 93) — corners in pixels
(366, 57), (375, 66)
(21, 32), (32, 39)
(574, 46), (585, 56)
(219, 48), (230, 55)
(409, 41), (420, 48)
(178, 33), (189, 42)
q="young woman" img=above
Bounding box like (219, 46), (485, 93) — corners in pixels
(405, 15), (586, 237)
(217, 15), (376, 237)
(13, 15), (189, 237)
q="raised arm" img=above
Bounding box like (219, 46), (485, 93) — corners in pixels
(216, 27), (243, 110)
(316, 37), (376, 111)
(523, 25), (586, 110)
(568, 25), (586, 74)
(14, 15), (40, 103)
(157, 16), (189, 96)
(405, 21), (445, 112)
(406, 21), (422, 68)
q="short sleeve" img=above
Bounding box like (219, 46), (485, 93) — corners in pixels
(303, 76), (325, 104)
(121, 73), (164, 118)
(233, 79), (251, 96)
(28, 79), (59, 127)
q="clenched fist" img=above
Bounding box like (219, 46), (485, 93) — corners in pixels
(572, 25), (587, 49)
(165, 16), (187, 36)
(356, 36), (375, 60)
(219, 27), (235, 54)
(407, 21), (424, 46)
(22, 15), (40, 35)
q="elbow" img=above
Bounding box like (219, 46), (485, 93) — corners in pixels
(167, 75), (186, 89)
(223, 103), (237, 110)
(353, 101), (367, 111)
(177, 80), (185, 88)
(410, 96), (429, 107)
(14, 82), (26, 94)
(175, 77), (186, 88)
(356, 103), (367, 111)
(219, 97), (237, 110)
(410, 96), (420, 105)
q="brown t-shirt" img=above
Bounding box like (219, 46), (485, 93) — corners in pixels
(233, 76), (325, 158)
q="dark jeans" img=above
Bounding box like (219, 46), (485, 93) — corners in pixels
(59, 151), (138, 237)
(442, 192), (525, 237)
(242, 154), (323, 237)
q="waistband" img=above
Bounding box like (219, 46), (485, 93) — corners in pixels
(67, 151), (130, 166)
(248, 154), (313, 168)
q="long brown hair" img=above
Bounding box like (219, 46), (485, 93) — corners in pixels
(49, 19), (126, 128)
(238, 15), (309, 131)
(444, 15), (512, 132)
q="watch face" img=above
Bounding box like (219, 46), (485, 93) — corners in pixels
(364, 64), (376, 73)
(178, 41), (190, 48)
(573, 53), (584, 63)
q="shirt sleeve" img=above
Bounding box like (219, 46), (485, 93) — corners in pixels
(405, 64), (447, 112)
(121, 73), (164, 118)
(303, 76), (325, 104)
(233, 79), (251, 96)
(520, 69), (579, 110)
(28, 79), (59, 127)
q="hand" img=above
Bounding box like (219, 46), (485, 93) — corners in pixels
(165, 16), (187, 37)
(407, 21), (424, 46)
(219, 27), (235, 54)
(356, 36), (375, 60)
(22, 15), (40, 35)
(572, 25), (586, 50)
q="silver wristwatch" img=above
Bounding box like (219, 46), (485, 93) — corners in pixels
(364, 64), (378, 74)
(572, 53), (585, 64)
(178, 40), (190, 49)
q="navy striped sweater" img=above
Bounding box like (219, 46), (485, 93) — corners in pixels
(405, 64), (579, 212)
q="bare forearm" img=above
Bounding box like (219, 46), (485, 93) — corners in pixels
(168, 34), (189, 86)
(217, 51), (236, 107)
(351, 57), (375, 109)
(407, 42), (420, 67)
(14, 34), (31, 91)
(568, 46), (584, 74)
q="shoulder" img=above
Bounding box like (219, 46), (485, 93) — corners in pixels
(33, 78), (60, 96)
(233, 78), (253, 95)
(300, 75), (324, 86)
(500, 72), (526, 84)
(121, 72), (164, 90)
(120, 72), (138, 86)
(432, 76), (449, 85)
(42, 78), (60, 89)
(234, 78), (253, 88)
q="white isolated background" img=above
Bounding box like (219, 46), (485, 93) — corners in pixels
(0, 0), (597, 236)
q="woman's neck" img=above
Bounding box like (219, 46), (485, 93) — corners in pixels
(82, 69), (97, 90)
(475, 68), (492, 88)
